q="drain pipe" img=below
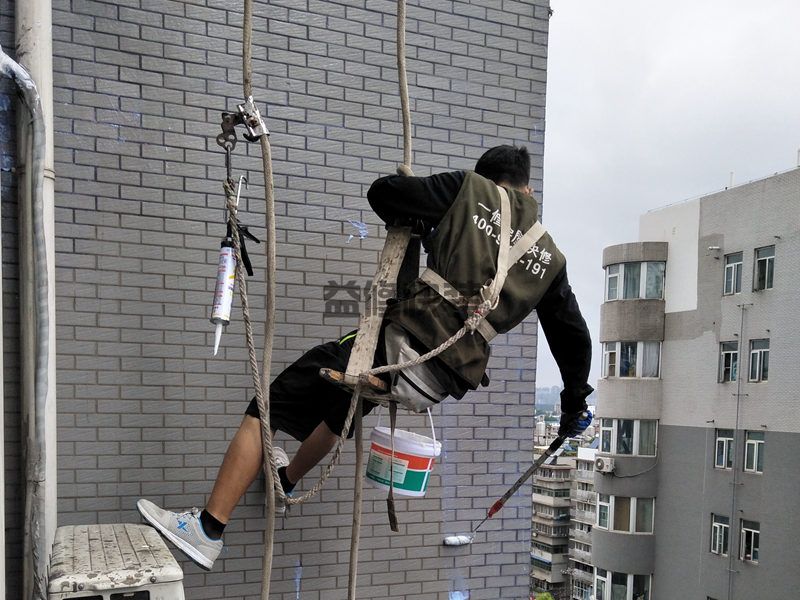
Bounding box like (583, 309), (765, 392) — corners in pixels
(4, 0), (56, 597)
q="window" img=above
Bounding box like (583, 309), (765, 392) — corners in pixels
(606, 264), (620, 301)
(603, 342), (660, 378)
(723, 252), (743, 295)
(719, 342), (738, 382)
(740, 520), (760, 563)
(604, 262), (666, 301)
(619, 342), (637, 377)
(623, 263), (641, 299)
(603, 343), (618, 378)
(644, 262), (665, 299)
(598, 419), (658, 456)
(616, 419), (634, 454)
(715, 429), (734, 469)
(597, 494), (610, 528)
(711, 514), (730, 556)
(749, 339), (769, 382)
(595, 570), (651, 600)
(597, 495), (655, 533)
(753, 246), (774, 291)
(635, 498), (654, 533)
(573, 580), (592, 600)
(744, 431), (764, 473)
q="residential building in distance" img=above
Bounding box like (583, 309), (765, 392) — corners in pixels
(569, 445), (597, 600)
(593, 167), (800, 599)
(531, 454), (574, 598)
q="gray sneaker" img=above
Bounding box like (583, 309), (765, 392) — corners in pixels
(272, 446), (290, 516)
(137, 499), (222, 570)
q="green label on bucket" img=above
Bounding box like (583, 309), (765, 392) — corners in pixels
(367, 452), (408, 485)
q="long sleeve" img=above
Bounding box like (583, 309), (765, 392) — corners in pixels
(535, 264), (594, 413)
(367, 171), (466, 227)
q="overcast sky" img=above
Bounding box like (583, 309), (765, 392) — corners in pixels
(536, 0), (800, 387)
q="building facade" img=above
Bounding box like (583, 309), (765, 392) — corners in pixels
(1, 1), (552, 598)
(593, 168), (800, 599)
(569, 445), (596, 600)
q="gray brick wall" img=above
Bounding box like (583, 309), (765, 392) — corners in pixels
(3, 0), (550, 597)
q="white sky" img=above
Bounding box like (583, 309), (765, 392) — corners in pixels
(537, 0), (800, 387)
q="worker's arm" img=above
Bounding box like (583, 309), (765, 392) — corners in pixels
(367, 171), (466, 227)
(535, 265), (594, 414)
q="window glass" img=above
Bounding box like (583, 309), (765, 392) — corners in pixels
(641, 342), (660, 377)
(720, 342), (738, 382)
(724, 252), (743, 295)
(611, 571), (628, 600)
(606, 264), (619, 301)
(645, 262), (665, 299)
(613, 497), (631, 532)
(633, 575), (650, 600)
(623, 263), (640, 299)
(749, 339), (769, 382)
(604, 343), (617, 377)
(635, 498), (654, 533)
(617, 420), (634, 455)
(754, 246), (775, 291)
(638, 420), (657, 455)
(619, 342), (637, 377)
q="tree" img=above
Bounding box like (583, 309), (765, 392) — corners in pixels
(536, 593), (555, 600)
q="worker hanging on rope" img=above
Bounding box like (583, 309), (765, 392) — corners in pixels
(136, 145), (594, 571)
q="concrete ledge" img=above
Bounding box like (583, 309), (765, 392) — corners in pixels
(602, 242), (668, 267)
(592, 528), (655, 575)
(596, 378), (662, 418)
(600, 299), (665, 342)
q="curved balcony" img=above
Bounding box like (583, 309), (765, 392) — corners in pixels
(600, 299), (665, 342)
(596, 378), (662, 419)
(593, 455), (659, 496)
(602, 242), (668, 267)
(592, 528), (655, 574)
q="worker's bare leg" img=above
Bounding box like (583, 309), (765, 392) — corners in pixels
(205, 416), (340, 523)
(285, 420), (340, 484)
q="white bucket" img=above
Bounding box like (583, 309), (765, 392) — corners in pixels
(365, 410), (441, 497)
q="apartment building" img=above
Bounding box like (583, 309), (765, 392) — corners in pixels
(569, 445), (597, 600)
(593, 168), (800, 599)
(531, 455), (574, 598)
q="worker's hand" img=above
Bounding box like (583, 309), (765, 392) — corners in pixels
(558, 408), (593, 438)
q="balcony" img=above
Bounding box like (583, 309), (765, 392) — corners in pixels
(570, 528), (592, 544)
(571, 509), (595, 524)
(574, 469), (594, 484)
(570, 548), (592, 564)
(568, 566), (594, 583)
(574, 489), (596, 503)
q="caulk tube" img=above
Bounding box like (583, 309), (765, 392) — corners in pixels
(210, 236), (236, 355)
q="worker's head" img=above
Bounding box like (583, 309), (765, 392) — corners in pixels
(475, 145), (531, 193)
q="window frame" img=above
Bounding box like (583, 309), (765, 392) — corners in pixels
(710, 514), (730, 556)
(602, 341), (661, 379)
(594, 569), (652, 600)
(723, 251), (743, 295)
(597, 418), (658, 457)
(740, 520), (760, 563)
(753, 246), (775, 291)
(715, 429), (734, 469)
(719, 341), (738, 382)
(748, 339), (769, 382)
(596, 495), (655, 534)
(744, 431), (765, 474)
(604, 261), (666, 301)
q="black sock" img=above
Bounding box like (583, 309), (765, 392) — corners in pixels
(278, 466), (296, 494)
(200, 510), (226, 540)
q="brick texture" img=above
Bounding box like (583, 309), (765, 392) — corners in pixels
(3, 1), (550, 597)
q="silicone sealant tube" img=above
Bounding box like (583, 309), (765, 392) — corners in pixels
(211, 237), (236, 355)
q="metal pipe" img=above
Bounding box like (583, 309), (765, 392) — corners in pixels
(3, 0), (55, 594)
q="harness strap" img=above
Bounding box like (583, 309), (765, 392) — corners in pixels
(419, 268), (498, 342)
(418, 185), (548, 341)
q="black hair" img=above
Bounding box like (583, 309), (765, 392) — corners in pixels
(474, 145), (530, 188)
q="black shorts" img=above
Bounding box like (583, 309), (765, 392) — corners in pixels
(245, 331), (381, 441)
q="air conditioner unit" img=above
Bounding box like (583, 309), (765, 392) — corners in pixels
(595, 456), (615, 474)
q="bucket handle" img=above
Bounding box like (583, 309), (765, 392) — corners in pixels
(375, 405), (438, 450)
